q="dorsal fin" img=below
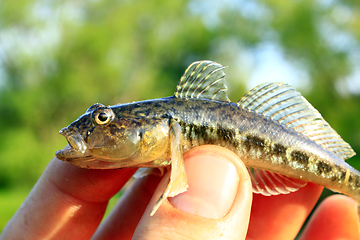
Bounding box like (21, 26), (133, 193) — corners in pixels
(174, 61), (230, 102)
(237, 82), (355, 160)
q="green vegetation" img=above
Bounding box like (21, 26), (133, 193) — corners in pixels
(0, 188), (29, 231)
(1, 0), (360, 232)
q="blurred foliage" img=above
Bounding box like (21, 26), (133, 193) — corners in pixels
(0, 0), (360, 231)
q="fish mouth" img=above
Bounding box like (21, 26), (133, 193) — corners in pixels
(55, 127), (92, 161)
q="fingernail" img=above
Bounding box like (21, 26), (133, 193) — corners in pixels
(168, 153), (239, 219)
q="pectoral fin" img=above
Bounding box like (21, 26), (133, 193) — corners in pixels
(150, 119), (188, 216)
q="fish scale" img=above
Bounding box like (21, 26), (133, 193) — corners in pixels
(166, 97), (358, 190)
(56, 60), (359, 216)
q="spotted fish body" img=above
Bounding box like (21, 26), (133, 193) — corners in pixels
(56, 61), (358, 215)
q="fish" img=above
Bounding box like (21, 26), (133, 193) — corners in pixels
(56, 60), (359, 216)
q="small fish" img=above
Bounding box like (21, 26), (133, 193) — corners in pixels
(56, 60), (359, 216)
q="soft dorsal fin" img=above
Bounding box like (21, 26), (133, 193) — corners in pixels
(174, 61), (230, 102)
(238, 82), (355, 160)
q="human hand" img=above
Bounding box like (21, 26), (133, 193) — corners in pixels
(1, 145), (359, 239)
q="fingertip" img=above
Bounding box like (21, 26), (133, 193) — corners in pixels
(299, 195), (360, 240)
(48, 157), (136, 203)
(168, 150), (239, 219)
(169, 145), (252, 220)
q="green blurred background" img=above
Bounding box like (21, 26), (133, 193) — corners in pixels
(1, 0), (360, 234)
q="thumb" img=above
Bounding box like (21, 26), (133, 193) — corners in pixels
(133, 145), (253, 240)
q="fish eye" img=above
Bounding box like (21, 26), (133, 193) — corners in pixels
(97, 113), (108, 122)
(86, 103), (105, 113)
(91, 107), (115, 125)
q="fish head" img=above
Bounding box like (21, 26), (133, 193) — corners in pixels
(55, 103), (149, 168)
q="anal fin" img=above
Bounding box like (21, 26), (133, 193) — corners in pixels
(247, 167), (307, 196)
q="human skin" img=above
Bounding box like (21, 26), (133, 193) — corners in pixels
(1, 145), (359, 240)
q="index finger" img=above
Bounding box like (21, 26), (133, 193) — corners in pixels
(0, 156), (136, 240)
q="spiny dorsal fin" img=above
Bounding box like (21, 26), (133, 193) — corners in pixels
(238, 82), (355, 160)
(174, 61), (230, 102)
(247, 167), (307, 196)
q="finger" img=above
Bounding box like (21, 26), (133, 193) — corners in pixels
(298, 195), (360, 240)
(92, 174), (162, 240)
(132, 145), (253, 240)
(0, 156), (136, 240)
(246, 182), (323, 240)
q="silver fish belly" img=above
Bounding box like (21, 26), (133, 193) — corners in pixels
(56, 60), (358, 215)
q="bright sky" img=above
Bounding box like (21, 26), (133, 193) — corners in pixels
(246, 43), (310, 90)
